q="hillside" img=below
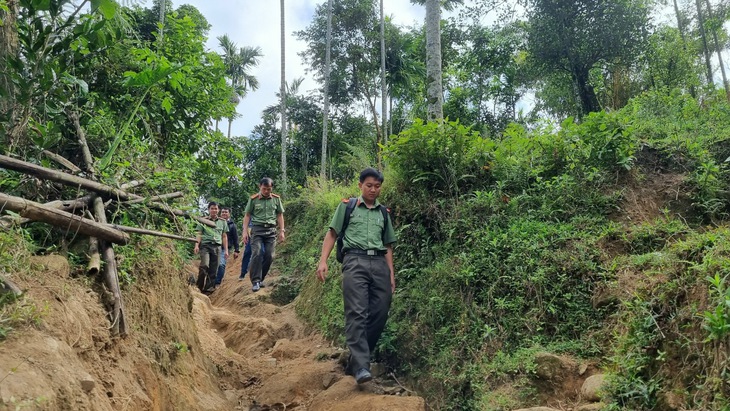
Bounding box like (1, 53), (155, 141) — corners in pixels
(0, 240), (426, 410)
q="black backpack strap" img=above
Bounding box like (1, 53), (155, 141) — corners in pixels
(340, 197), (358, 236)
(379, 205), (390, 244)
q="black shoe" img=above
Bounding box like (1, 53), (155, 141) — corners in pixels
(355, 368), (372, 384)
(259, 281), (266, 288)
(252, 282), (260, 292)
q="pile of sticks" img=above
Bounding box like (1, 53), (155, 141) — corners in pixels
(0, 147), (212, 336)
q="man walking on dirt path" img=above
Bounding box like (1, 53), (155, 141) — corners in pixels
(242, 177), (285, 292)
(316, 168), (396, 385)
(214, 207), (240, 287)
(194, 201), (229, 293)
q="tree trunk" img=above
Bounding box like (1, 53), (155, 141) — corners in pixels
(320, 0), (332, 180)
(673, 0), (697, 97)
(87, 237), (101, 276)
(227, 117), (233, 139)
(425, 0), (444, 123)
(695, 0), (715, 86)
(280, 0), (288, 192)
(573, 66), (601, 116)
(0, 0), (20, 146)
(0, 193), (130, 244)
(704, 0), (730, 101)
(380, 0), (387, 168)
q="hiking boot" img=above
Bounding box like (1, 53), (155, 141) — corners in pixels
(252, 282), (261, 292)
(354, 368), (372, 384)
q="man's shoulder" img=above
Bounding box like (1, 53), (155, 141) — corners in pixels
(250, 193), (260, 199)
(271, 193), (281, 199)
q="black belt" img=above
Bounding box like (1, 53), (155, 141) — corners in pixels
(345, 249), (387, 256)
(253, 223), (277, 228)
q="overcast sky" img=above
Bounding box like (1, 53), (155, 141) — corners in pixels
(162, 0), (426, 138)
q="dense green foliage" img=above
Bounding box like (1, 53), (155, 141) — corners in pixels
(280, 91), (730, 410)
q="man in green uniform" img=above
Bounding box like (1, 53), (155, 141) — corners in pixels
(242, 177), (285, 292)
(194, 201), (229, 293)
(316, 168), (396, 385)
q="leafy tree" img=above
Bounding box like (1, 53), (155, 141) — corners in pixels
(526, 0), (651, 116)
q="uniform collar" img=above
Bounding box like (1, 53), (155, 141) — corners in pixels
(357, 195), (380, 209)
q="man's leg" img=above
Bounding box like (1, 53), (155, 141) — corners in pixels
(196, 245), (212, 292)
(249, 229), (265, 284)
(366, 257), (393, 355)
(240, 242), (252, 279)
(260, 232), (277, 283)
(342, 254), (371, 374)
(215, 252), (227, 285)
(205, 246), (221, 291)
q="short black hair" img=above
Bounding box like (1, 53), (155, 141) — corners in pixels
(208, 201), (219, 209)
(359, 167), (384, 183)
(221, 207), (231, 212)
(260, 177), (274, 186)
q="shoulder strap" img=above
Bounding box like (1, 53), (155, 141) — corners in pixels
(250, 193), (260, 199)
(340, 197), (358, 236)
(379, 205), (390, 242)
(271, 193), (281, 198)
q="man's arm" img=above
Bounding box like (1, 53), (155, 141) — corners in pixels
(194, 233), (202, 254)
(316, 229), (337, 282)
(277, 213), (285, 242)
(241, 214), (251, 244)
(385, 244), (395, 293)
(222, 231), (229, 258)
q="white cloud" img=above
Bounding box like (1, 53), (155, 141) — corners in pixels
(164, 0), (425, 138)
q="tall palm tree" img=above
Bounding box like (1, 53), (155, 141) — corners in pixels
(379, 0), (387, 167)
(218, 34), (262, 138)
(280, 0), (288, 192)
(321, 0), (333, 179)
(412, 0), (463, 123)
(704, 0), (729, 101)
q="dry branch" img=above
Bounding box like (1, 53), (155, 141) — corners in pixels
(0, 155), (215, 227)
(92, 196), (127, 336)
(87, 237), (100, 276)
(109, 224), (197, 243)
(0, 196), (91, 228)
(123, 191), (183, 205)
(67, 110), (95, 174)
(0, 192), (130, 244)
(42, 150), (81, 173)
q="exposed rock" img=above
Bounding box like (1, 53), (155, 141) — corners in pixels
(581, 374), (607, 402)
(79, 373), (96, 392)
(534, 352), (578, 382)
(322, 373), (338, 389)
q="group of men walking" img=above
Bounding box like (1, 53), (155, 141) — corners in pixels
(194, 168), (396, 386)
(194, 177), (284, 294)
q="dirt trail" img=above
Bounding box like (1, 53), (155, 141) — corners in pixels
(190, 254), (426, 411)
(0, 248), (425, 410)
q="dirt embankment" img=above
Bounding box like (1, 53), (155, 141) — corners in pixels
(0, 246), (425, 410)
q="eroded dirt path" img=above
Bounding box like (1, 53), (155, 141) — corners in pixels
(191, 256), (426, 411)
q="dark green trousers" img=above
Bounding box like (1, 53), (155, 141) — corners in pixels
(342, 253), (392, 373)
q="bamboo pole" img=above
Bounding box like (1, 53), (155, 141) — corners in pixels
(42, 150), (81, 174)
(123, 191), (184, 205)
(109, 224), (197, 243)
(0, 193), (130, 244)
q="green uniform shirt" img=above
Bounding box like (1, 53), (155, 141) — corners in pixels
(244, 194), (284, 225)
(197, 218), (229, 245)
(329, 196), (396, 251)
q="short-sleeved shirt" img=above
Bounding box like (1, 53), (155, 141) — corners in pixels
(197, 218), (229, 245)
(329, 196), (396, 251)
(244, 194), (284, 225)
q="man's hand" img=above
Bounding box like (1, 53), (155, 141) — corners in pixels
(194, 243), (200, 254)
(316, 261), (328, 283)
(224, 249), (229, 259)
(233, 251), (240, 259)
(278, 230), (286, 243)
(241, 233), (249, 245)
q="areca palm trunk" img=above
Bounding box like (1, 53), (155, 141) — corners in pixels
(280, 0), (288, 192)
(380, 0), (387, 166)
(320, 0), (332, 180)
(425, 0), (443, 122)
(695, 0), (715, 86)
(704, 0), (730, 101)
